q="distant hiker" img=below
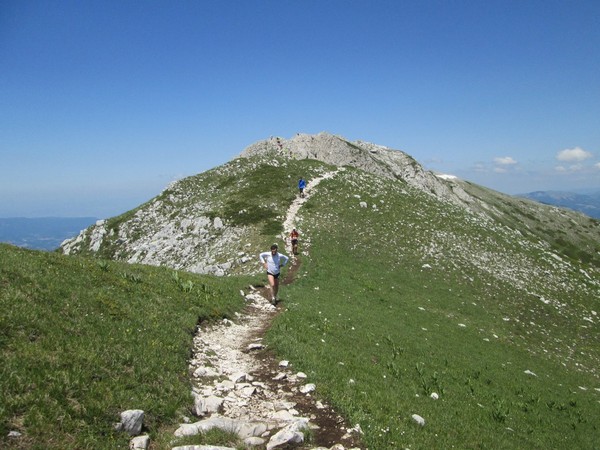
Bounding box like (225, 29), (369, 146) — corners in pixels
(290, 228), (299, 255)
(259, 244), (289, 304)
(298, 177), (306, 197)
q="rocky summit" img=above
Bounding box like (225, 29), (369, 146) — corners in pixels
(240, 132), (475, 209)
(60, 132), (600, 279)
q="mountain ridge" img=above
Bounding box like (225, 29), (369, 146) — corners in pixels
(240, 132), (477, 210)
(7, 132), (600, 448)
(519, 190), (600, 219)
(60, 132), (600, 275)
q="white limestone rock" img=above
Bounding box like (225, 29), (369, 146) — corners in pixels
(412, 413), (426, 426)
(266, 427), (304, 450)
(174, 423), (199, 437)
(299, 383), (316, 394)
(194, 394), (224, 416)
(194, 366), (220, 378)
(129, 434), (150, 449)
(118, 410), (144, 436)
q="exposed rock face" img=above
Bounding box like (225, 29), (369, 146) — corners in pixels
(240, 132), (475, 210)
(60, 163), (255, 276)
(60, 157), (346, 276)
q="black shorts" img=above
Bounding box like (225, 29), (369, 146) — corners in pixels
(291, 239), (298, 245)
(267, 271), (280, 279)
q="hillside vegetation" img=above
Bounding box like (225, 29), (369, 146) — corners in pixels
(267, 166), (600, 448)
(61, 156), (331, 276)
(0, 244), (250, 449)
(8, 133), (600, 448)
(61, 133), (600, 274)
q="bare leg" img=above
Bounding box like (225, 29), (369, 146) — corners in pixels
(272, 277), (279, 299)
(267, 274), (278, 302)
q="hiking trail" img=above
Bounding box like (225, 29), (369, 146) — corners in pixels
(171, 168), (361, 450)
(281, 168), (345, 258)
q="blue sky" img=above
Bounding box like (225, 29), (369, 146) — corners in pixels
(2, 0), (599, 218)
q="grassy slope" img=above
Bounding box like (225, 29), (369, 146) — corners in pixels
(4, 156), (599, 449)
(460, 180), (600, 268)
(0, 244), (252, 449)
(0, 156), (335, 449)
(67, 154), (331, 267)
(267, 167), (600, 449)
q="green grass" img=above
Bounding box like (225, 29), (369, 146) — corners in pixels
(266, 169), (600, 449)
(463, 181), (600, 269)
(4, 156), (600, 449)
(0, 244), (253, 449)
(159, 428), (242, 449)
(182, 156), (332, 236)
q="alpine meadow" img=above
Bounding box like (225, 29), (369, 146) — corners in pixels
(2, 133), (599, 449)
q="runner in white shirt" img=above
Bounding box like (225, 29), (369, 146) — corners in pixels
(259, 244), (289, 304)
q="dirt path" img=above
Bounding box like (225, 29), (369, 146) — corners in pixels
(182, 168), (362, 449)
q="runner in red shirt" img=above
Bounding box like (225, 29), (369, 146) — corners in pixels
(290, 228), (299, 255)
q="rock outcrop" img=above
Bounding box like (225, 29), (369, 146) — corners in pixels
(240, 132), (477, 210)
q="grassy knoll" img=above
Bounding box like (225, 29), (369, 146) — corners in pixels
(267, 168), (600, 449)
(0, 243), (251, 449)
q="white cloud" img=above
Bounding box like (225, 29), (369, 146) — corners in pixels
(556, 147), (592, 162)
(494, 156), (517, 166)
(473, 163), (487, 173)
(555, 163), (585, 173)
(595, 162), (600, 170)
(493, 167), (507, 173)
(569, 164), (585, 172)
(436, 173), (458, 180)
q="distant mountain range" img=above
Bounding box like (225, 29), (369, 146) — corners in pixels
(0, 217), (97, 251)
(519, 191), (600, 219)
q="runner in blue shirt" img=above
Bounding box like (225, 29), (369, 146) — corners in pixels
(298, 177), (306, 198)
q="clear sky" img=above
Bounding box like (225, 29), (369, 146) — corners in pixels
(2, 0), (599, 218)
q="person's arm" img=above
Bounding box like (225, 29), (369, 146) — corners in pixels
(259, 252), (269, 269)
(280, 254), (289, 267)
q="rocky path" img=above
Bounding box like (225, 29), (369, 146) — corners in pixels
(281, 168), (345, 256)
(170, 169), (361, 450)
